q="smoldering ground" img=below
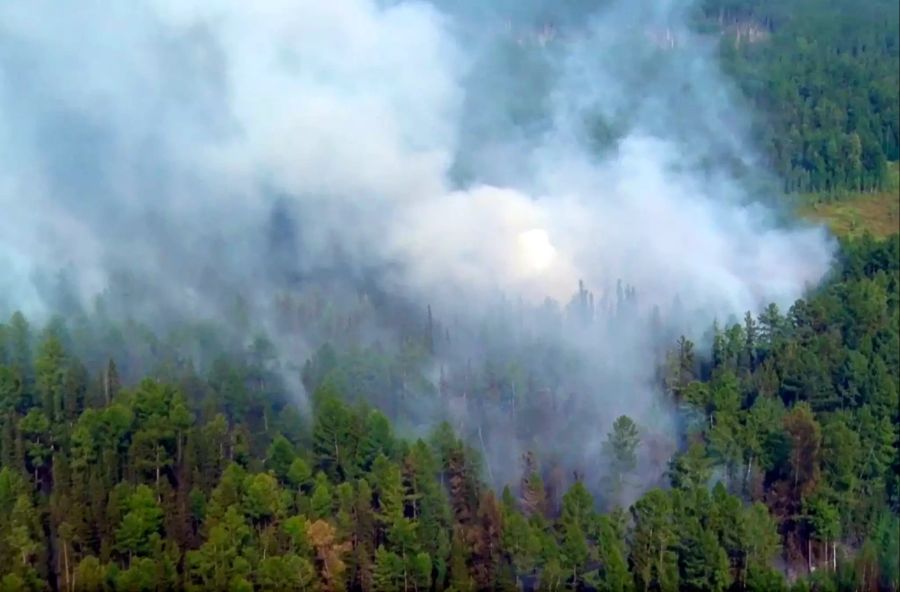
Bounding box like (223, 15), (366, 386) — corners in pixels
(0, 0), (833, 500)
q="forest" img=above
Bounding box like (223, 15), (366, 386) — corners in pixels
(698, 0), (899, 193)
(0, 233), (897, 591)
(0, 0), (898, 591)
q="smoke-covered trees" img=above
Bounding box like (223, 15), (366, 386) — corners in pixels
(602, 416), (640, 506)
(0, 235), (897, 590)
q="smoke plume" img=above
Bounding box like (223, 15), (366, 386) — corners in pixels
(0, 0), (833, 496)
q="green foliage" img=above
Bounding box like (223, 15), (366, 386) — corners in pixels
(265, 434), (296, 483)
(185, 506), (253, 590)
(256, 554), (318, 591)
(602, 415), (640, 504)
(115, 485), (164, 559)
(0, 236), (896, 591)
(243, 472), (284, 525)
(631, 489), (680, 592)
(73, 556), (108, 591)
(309, 472), (334, 520)
(312, 384), (361, 481)
(698, 0), (899, 193)
(287, 457), (313, 490)
(591, 515), (631, 592)
(873, 512), (900, 590)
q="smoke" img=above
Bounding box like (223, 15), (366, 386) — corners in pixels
(0, 0), (833, 496)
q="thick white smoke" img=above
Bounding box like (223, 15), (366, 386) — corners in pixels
(0, 0), (833, 493)
(0, 0), (831, 320)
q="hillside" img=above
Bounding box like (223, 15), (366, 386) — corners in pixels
(700, 0), (899, 193)
(0, 0), (897, 591)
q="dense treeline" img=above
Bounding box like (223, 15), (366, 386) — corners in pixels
(698, 0), (899, 193)
(0, 234), (897, 591)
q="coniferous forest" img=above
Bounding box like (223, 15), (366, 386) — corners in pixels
(1, 0), (899, 591)
(699, 0), (899, 193)
(0, 236), (897, 591)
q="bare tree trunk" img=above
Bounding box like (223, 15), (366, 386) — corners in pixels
(155, 446), (161, 502)
(63, 540), (70, 592)
(807, 538), (813, 573)
(478, 426), (494, 484)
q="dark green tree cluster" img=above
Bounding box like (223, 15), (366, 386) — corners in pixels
(0, 234), (897, 591)
(668, 233), (900, 590)
(698, 0), (899, 193)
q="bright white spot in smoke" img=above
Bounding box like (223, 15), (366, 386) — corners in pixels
(0, 0), (839, 498)
(517, 228), (556, 275)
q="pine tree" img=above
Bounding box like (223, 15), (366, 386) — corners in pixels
(352, 479), (376, 592)
(469, 491), (503, 590)
(265, 434), (296, 483)
(520, 451), (548, 518)
(35, 332), (67, 422)
(592, 515), (632, 592)
(310, 472), (334, 521)
(312, 386), (361, 481)
(372, 546), (404, 592)
(115, 485), (164, 563)
(602, 416), (639, 505)
(631, 489), (678, 592)
(560, 481), (594, 586)
(359, 411), (394, 472)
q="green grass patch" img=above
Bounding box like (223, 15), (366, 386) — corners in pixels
(798, 162), (899, 239)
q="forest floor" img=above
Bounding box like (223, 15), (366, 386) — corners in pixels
(799, 162), (900, 239)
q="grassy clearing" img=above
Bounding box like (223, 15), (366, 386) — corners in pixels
(798, 162), (900, 239)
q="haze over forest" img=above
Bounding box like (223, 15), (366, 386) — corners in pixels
(0, 0), (897, 591)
